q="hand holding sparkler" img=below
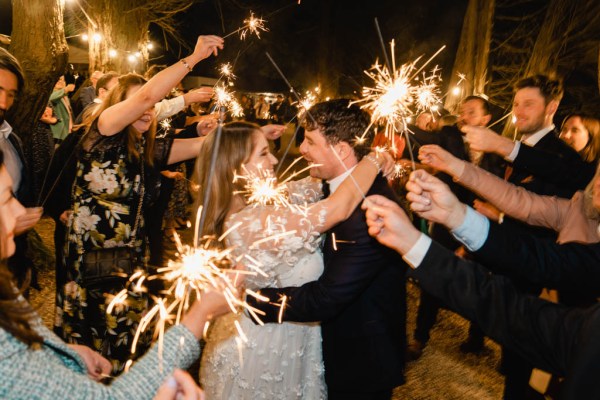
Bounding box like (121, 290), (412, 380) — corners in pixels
(14, 207), (43, 236)
(362, 194), (421, 255)
(418, 144), (465, 177)
(373, 148), (395, 177)
(461, 125), (515, 157)
(183, 87), (215, 105)
(180, 279), (242, 339)
(67, 344), (112, 382)
(155, 369), (205, 400)
(196, 114), (218, 137)
(187, 35), (224, 65)
(405, 169), (467, 230)
(261, 124), (286, 140)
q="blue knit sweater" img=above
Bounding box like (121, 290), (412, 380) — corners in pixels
(0, 316), (200, 399)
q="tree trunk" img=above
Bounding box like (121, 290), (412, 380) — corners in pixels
(524, 0), (572, 77)
(8, 0), (68, 142)
(444, 0), (495, 114)
(316, 0), (338, 97)
(87, 0), (149, 74)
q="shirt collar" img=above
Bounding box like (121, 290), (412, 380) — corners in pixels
(0, 121), (12, 139)
(521, 124), (555, 146)
(328, 166), (357, 194)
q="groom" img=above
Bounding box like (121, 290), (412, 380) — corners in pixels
(246, 99), (407, 399)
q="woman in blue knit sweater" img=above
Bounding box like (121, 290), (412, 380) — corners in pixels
(0, 147), (228, 399)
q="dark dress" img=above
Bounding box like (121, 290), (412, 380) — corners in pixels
(54, 122), (173, 374)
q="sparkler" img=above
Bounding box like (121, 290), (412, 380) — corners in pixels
(214, 85), (244, 118)
(223, 12), (269, 40)
(352, 41), (444, 142)
(219, 62), (236, 80)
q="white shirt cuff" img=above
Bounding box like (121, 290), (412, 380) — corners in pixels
(451, 206), (490, 251)
(505, 140), (520, 162)
(402, 233), (432, 269)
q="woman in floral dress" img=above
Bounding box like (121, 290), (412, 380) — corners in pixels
(54, 35), (224, 374)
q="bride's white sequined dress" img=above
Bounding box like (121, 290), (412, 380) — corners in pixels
(200, 179), (327, 399)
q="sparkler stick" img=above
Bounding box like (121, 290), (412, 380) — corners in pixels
(488, 112), (513, 128)
(274, 115), (301, 176)
(328, 144), (368, 201)
(409, 45), (446, 81)
(374, 18), (392, 72)
(265, 52), (317, 125)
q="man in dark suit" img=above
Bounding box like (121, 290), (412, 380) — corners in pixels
(461, 74), (585, 398)
(362, 170), (600, 400)
(363, 191), (600, 400)
(0, 48), (43, 289)
(246, 99), (407, 400)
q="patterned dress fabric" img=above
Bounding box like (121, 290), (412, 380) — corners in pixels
(201, 178), (328, 399)
(54, 123), (172, 374)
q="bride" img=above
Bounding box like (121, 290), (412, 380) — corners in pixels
(197, 121), (390, 399)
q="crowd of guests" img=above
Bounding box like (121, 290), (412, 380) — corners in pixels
(1, 30), (600, 400)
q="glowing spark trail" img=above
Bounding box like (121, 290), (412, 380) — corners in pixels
(223, 12), (269, 40)
(352, 41), (444, 142)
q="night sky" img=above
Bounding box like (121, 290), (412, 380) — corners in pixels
(0, 0), (468, 95)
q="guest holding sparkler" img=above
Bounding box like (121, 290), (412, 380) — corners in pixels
(54, 35), (223, 375)
(419, 144), (600, 306)
(362, 170), (600, 400)
(198, 115), (393, 399)
(0, 147), (232, 399)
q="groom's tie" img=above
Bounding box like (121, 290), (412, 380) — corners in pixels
(322, 180), (330, 198)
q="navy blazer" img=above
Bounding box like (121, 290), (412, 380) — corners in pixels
(410, 239), (600, 400)
(247, 174), (407, 393)
(509, 131), (585, 199)
(474, 222), (600, 298)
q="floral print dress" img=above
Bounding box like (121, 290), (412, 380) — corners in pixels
(54, 123), (172, 374)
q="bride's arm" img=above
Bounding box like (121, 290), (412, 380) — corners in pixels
(311, 151), (391, 233)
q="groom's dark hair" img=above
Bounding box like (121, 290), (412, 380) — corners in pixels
(304, 99), (373, 159)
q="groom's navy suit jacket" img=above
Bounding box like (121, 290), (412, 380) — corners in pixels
(247, 174), (407, 394)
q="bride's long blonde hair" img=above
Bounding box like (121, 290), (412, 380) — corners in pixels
(193, 121), (262, 241)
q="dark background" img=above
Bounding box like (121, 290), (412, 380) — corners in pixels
(0, 0), (467, 95)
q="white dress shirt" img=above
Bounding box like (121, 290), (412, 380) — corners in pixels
(327, 166), (356, 194)
(403, 206), (490, 268)
(506, 124), (555, 162)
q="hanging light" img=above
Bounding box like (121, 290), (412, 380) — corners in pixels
(108, 49), (117, 58)
(81, 33), (89, 41)
(92, 32), (102, 43)
(451, 86), (461, 96)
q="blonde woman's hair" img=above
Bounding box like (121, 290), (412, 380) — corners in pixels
(77, 73), (157, 166)
(193, 121), (262, 242)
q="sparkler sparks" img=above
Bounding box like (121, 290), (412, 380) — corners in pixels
(240, 12), (268, 40)
(352, 41), (444, 142)
(234, 165), (295, 211)
(223, 11), (269, 40)
(219, 62), (236, 80)
(214, 85), (244, 118)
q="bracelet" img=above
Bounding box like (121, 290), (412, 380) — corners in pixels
(363, 154), (382, 172)
(180, 58), (193, 72)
